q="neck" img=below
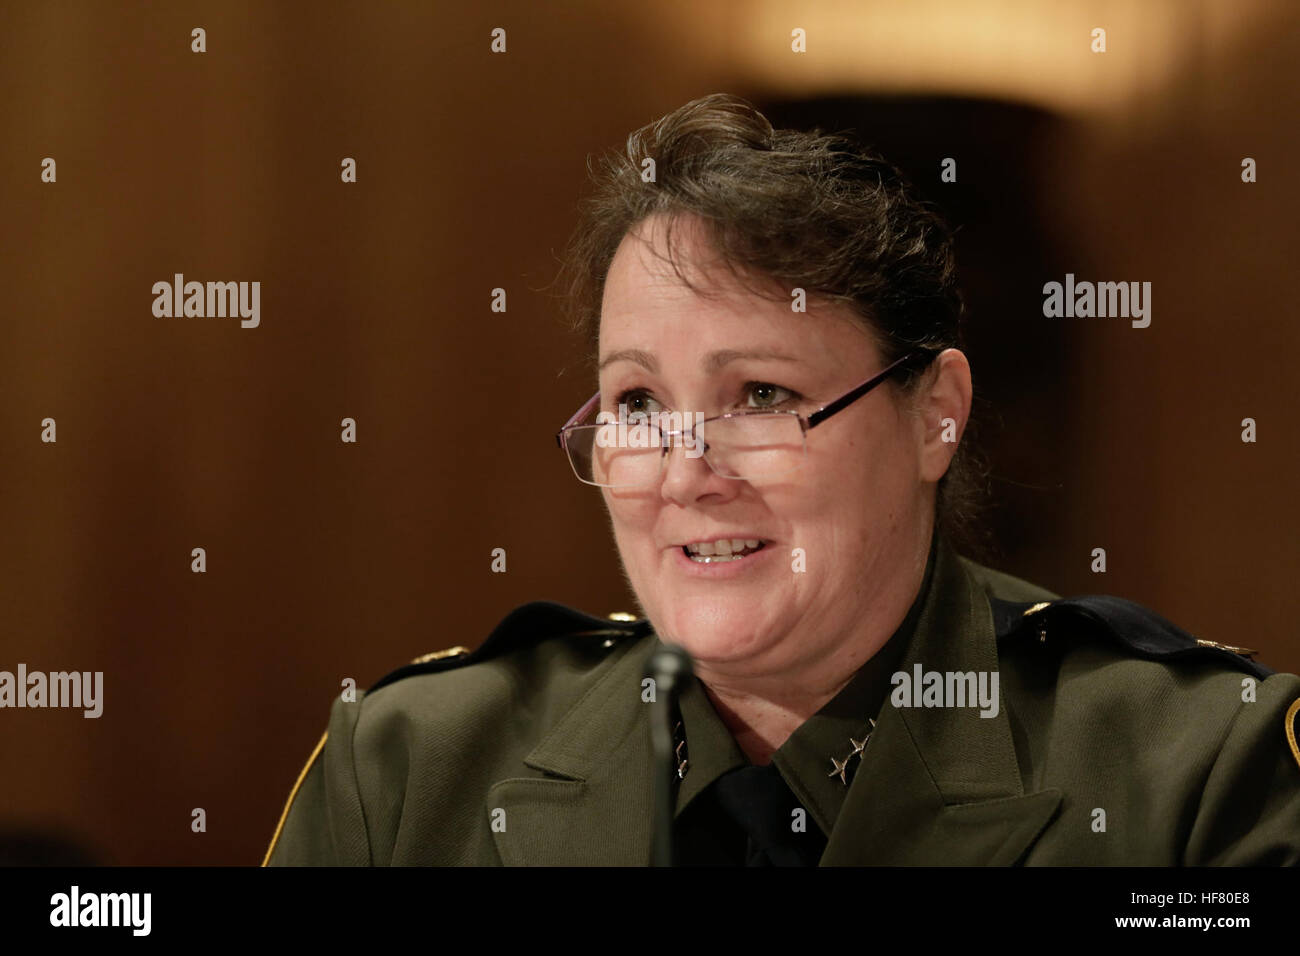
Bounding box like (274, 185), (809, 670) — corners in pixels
(701, 685), (830, 766)
(696, 528), (933, 766)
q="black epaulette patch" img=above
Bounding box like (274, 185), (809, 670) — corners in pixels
(367, 601), (654, 694)
(991, 595), (1276, 680)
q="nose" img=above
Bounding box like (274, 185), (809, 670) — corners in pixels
(658, 439), (740, 507)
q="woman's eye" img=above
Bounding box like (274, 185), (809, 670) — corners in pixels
(613, 389), (663, 416)
(610, 384), (796, 415)
(744, 382), (796, 408)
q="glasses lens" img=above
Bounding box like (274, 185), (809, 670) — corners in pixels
(696, 413), (805, 479)
(564, 419), (664, 487)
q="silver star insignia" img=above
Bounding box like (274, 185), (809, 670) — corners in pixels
(672, 721), (689, 780)
(827, 755), (851, 786)
(849, 718), (877, 758)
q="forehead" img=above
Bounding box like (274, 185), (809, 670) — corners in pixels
(598, 214), (879, 366)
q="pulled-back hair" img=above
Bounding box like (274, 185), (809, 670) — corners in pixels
(554, 92), (989, 557)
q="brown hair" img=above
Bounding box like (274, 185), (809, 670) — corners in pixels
(553, 93), (990, 558)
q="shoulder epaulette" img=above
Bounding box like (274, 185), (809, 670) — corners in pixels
(367, 601), (654, 694)
(991, 595), (1275, 680)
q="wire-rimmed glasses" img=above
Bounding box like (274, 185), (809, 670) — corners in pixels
(555, 349), (940, 488)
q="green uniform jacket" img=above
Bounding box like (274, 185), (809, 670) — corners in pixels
(264, 535), (1300, 865)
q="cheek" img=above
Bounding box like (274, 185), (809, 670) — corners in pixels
(803, 420), (913, 534)
(602, 492), (659, 562)
(808, 425), (877, 500)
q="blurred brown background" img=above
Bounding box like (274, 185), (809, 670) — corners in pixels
(1, 0), (1296, 865)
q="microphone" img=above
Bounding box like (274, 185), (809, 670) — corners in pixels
(647, 643), (693, 867)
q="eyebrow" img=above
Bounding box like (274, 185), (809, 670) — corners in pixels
(598, 348), (657, 373)
(597, 347), (802, 374)
(701, 348), (802, 374)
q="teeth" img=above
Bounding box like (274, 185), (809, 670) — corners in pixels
(684, 538), (766, 562)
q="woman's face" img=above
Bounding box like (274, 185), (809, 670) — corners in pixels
(597, 214), (947, 680)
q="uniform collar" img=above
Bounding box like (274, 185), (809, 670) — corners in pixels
(674, 666), (747, 816)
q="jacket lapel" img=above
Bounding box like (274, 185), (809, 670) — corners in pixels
(487, 639), (656, 865)
(821, 536), (1062, 865)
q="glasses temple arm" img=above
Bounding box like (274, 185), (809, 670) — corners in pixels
(555, 390), (602, 449)
(806, 350), (937, 429)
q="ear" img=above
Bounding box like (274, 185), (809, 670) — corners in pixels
(916, 349), (972, 483)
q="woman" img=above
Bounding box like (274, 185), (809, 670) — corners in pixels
(264, 94), (1300, 866)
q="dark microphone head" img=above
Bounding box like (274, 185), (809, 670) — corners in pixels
(646, 643), (693, 696)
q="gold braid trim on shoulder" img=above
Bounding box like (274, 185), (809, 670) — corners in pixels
(260, 730), (329, 866)
(1285, 699), (1300, 773)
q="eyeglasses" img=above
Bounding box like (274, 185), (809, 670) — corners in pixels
(554, 349), (940, 488)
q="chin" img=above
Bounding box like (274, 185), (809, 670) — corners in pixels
(650, 595), (773, 664)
